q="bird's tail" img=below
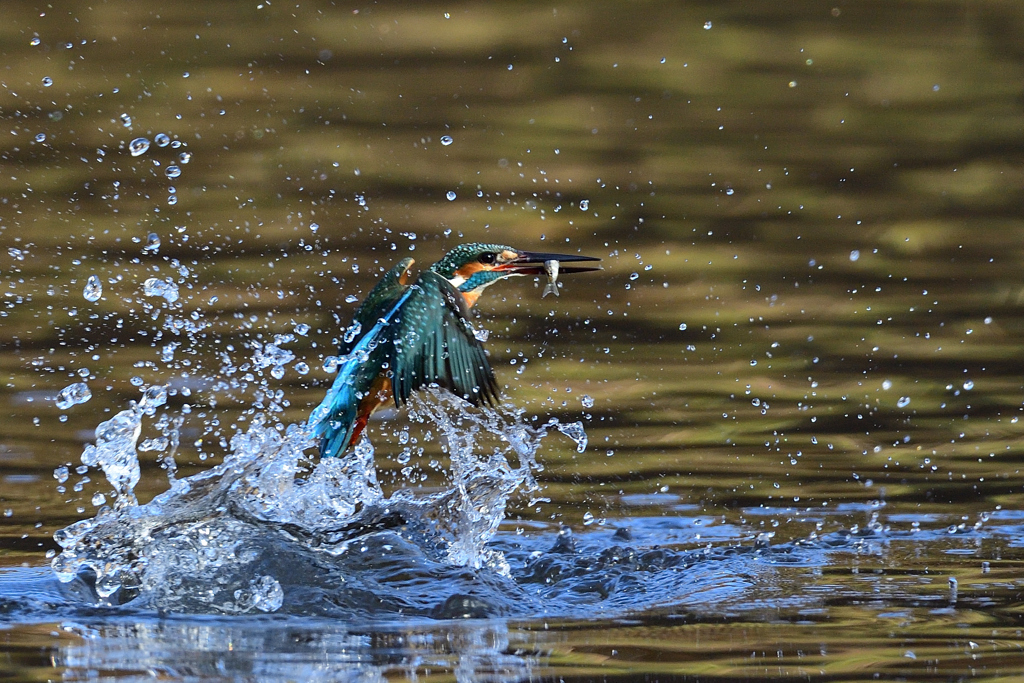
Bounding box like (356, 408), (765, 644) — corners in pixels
(308, 364), (360, 459)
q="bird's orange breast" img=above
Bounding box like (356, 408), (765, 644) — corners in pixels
(460, 289), (482, 308)
(358, 374), (393, 419)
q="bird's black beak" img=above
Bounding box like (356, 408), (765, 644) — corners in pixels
(496, 250), (603, 275)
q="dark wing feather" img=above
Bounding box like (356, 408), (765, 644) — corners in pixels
(390, 270), (498, 407)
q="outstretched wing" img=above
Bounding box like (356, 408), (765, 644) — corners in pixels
(390, 270), (498, 407)
(338, 257), (415, 357)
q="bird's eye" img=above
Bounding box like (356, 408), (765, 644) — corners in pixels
(479, 252), (497, 264)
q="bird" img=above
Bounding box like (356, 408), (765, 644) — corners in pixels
(308, 243), (602, 458)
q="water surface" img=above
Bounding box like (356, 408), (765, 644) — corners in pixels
(3, 1), (1024, 680)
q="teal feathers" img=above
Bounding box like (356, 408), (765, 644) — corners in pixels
(308, 258), (496, 459)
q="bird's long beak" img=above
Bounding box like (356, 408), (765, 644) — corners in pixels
(495, 250), (603, 275)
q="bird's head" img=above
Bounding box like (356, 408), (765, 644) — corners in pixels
(430, 242), (602, 307)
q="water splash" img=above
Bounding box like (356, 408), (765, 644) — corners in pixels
(551, 420), (588, 453)
(51, 373), (573, 615)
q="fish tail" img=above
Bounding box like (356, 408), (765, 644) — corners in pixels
(542, 283), (559, 298)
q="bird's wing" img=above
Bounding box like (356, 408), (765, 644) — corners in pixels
(390, 270), (498, 407)
(338, 257), (414, 356)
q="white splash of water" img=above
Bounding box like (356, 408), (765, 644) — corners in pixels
(50, 310), (587, 614)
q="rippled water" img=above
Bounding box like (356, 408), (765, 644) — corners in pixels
(3, 1), (1024, 680)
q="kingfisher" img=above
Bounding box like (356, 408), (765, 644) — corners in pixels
(308, 243), (601, 458)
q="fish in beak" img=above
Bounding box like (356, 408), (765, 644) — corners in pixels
(492, 250), (602, 298)
(494, 250), (603, 276)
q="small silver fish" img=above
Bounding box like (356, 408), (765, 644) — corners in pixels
(542, 259), (560, 298)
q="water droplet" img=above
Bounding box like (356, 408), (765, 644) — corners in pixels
(882, 379), (892, 390)
(581, 395), (594, 408)
(34, 133), (46, 143)
(750, 360), (758, 366)
(629, 272), (639, 281)
(440, 135), (453, 146)
(897, 396), (911, 408)
(446, 191), (457, 201)
(310, 222), (319, 233)
(165, 165), (181, 179)
(294, 362), (310, 375)
(154, 133), (171, 147)
(143, 233), (161, 253)
(83, 274), (102, 302)
(41, 77), (53, 87)
(30, 37), (40, 46)
(726, 188), (734, 195)
(579, 199), (590, 210)
(120, 113), (132, 127)
(139, 385), (168, 411)
(703, 20), (713, 29)
(963, 380), (974, 390)
(91, 492), (106, 506)
(294, 323), (310, 336)
(678, 323), (687, 331)
(345, 294), (359, 304)
(178, 151), (192, 164)
(849, 250), (860, 261)
(129, 137), (150, 156)
(167, 195), (177, 205)
(55, 382), (92, 410)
